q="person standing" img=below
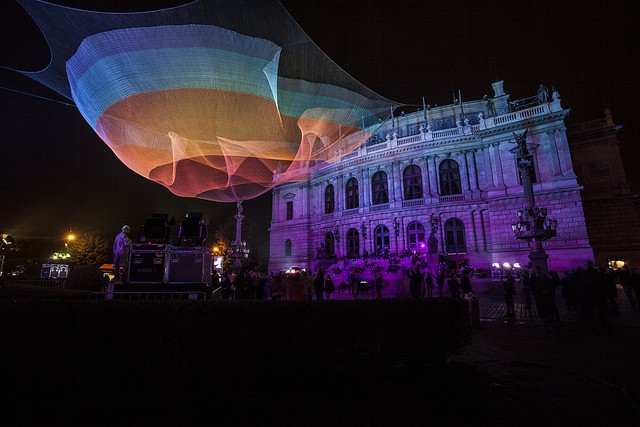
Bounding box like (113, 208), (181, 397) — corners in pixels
(314, 269), (325, 300)
(425, 272), (435, 298)
(112, 225), (131, 282)
(374, 271), (383, 299)
(503, 271), (516, 317)
(324, 274), (335, 300)
(448, 273), (461, 299)
(460, 270), (472, 295)
(437, 269), (445, 298)
(407, 267), (422, 299)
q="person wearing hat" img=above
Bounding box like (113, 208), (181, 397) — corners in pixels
(113, 225), (131, 282)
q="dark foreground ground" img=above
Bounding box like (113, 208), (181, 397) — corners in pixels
(2, 280), (639, 426)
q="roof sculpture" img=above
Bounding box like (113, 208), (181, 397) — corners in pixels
(16, 0), (396, 202)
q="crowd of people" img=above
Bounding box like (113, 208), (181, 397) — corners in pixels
(209, 264), (477, 302)
(503, 262), (640, 332)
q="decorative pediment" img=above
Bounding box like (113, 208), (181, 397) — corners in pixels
(283, 193), (296, 200)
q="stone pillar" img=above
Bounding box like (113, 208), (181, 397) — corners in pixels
(462, 151), (473, 193)
(361, 168), (370, 208)
(546, 130), (563, 179)
(393, 161), (403, 202)
(554, 127), (577, 179)
(491, 142), (507, 190)
(483, 145), (495, 189)
(337, 175), (344, 212)
(432, 155), (441, 196)
(469, 149), (480, 192)
(423, 156), (433, 197)
(301, 184), (308, 218)
(272, 188), (280, 222)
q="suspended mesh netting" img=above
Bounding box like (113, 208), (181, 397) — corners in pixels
(15, 0), (397, 202)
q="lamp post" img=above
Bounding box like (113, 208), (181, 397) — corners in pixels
(510, 130), (558, 273)
(360, 221), (367, 257)
(392, 216), (400, 255)
(227, 201), (250, 269)
(65, 228), (75, 249)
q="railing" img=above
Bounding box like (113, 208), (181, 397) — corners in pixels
(88, 291), (208, 301)
(439, 194), (466, 203)
(370, 203), (389, 211)
(322, 212), (335, 220)
(402, 198), (425, 208)
(343, 208), (360, 216)
(568, 117), (608, 132)
(366, 142), (389, 152)
(16, 278), (67, 288)
(432, 128), (462, 139)
(397, 134), (422, 145)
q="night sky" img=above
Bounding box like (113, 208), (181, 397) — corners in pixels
(1, 0), (637, 244)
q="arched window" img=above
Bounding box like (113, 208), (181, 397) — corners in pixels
(345, 177), (359, 210)
(407, 221), (425, 251)
(285, 239), (292, 257)
(439, 159), (462, 195)
(371, 171), (389, 205)
(403, 165), (423, 200)
(325, 232), (335, 257)
(347, 228), (360, 258)
(324, 184), (335, 214)
(374, 225), (390, 257)
(444, 218), (466, 254)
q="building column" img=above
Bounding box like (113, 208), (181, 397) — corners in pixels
(491, 142), (507, 189)
(482, 145), (495, 190)
(423, 155), (433, 197)
(361, 168), (370, 208)
(272, 188), (280, 223)
(462, 151), (473, 193)
(469, 149), (480, 192)
(301, 184), (308, 218)
(554, 127), (577, 179)
(546, 130), (563, 179)
(432, 155), (441, 196)
(337, 175), (344, 212)
(393, 161), (403, 202)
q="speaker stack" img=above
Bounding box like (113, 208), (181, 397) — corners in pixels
(126, 212), (211, 286)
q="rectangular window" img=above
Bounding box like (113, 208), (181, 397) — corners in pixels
(286, 201), (293, 220)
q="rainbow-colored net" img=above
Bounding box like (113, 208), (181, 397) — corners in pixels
(16, 0), (396, 202)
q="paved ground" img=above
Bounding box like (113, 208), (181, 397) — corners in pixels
(453, 278), (640, 425)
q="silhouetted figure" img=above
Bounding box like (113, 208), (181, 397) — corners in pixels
(407, 267), (423, 299)
(545, 270), (561, 322)
(425, 272), (435, 298)
(503, 271), (516, 317)
(324, 274), (335, 299)
(437, 269), (445, 298)
(314, 270), (325, 300)
(604, 269), (620, 316)
(375, 272), (383, 299)
(448, 274), (461, 299)
(530, 267), (548, 318)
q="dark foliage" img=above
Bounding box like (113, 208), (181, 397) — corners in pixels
(65, 265), (107, 291)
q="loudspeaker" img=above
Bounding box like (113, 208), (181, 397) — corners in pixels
(127, 244), (168, 283)
(138, 214), (173, 244)
(167, 246), (212, 284)
(177, 212), (207, 246)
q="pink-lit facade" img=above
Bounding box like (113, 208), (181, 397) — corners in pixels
(269, 81), (595, 274)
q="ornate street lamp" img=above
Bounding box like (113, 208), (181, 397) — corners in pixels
(509, 130), (558, 273)
(392, 216), (400, 255)
(227, 201), (250, 269)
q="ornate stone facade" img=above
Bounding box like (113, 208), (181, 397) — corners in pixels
(269, 81), (594, 273)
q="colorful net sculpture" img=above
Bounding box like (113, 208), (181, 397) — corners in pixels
(15, 0), (397, 202)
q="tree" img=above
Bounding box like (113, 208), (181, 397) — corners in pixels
(67, 234), (111, 268)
